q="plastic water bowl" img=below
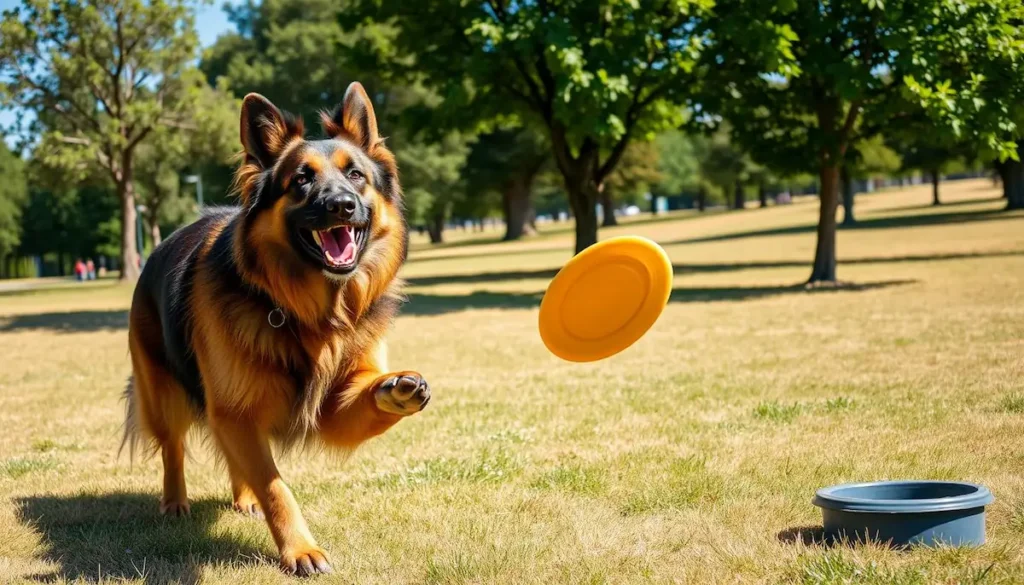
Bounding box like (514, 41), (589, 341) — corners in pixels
(812, 480), (994, 547)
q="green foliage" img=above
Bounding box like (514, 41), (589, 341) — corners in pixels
(380, 0), (715, 251)
(605, 140), (663, 208)
(202, 0), (381, 115)
(397, 132), (474, 226)
(0, 0), (213, 278)
(0, 143), (28, 260)
(18, 182), (119, 263)
(134, 81), (238, 238)
(0, 0), (203, 177)
(652, 130), (699, 197)
(849, 135), (902, 179)
(701, 0), (1024, 280)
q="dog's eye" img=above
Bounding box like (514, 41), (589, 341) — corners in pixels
(295, 174), (309, 187)
(348, 169), (365, 182)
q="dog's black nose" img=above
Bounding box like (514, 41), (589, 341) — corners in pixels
(325, 192), (358, 219)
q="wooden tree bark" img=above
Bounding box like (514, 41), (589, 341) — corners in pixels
(758, 182), (768, 208)
(600, 187), (618, 227)
(697, 185), (707, 211)
(1005, 142), (1024, 210)
(733, 180), (744, 210)
(841, 167), (855, 226)
(502, 175), (537, 241)
(931, 169), (941, 206)
(149, 217), (162, 248)
(119, 174), (141, 281)
(427, 213), (445, 244)
(809, 163), (841, 283)
(566, 178), (599, 253)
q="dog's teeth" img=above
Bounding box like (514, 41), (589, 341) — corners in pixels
(312, 231), (323, 247)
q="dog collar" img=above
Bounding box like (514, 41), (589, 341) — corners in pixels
(268, 307), (287, 328)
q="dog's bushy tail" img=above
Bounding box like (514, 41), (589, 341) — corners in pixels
(119, 375), (141, 462)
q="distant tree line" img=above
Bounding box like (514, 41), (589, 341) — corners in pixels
(1, 0), (1021, 283)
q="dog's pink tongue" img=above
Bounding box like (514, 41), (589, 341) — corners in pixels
(338, 226), (357, 264)
(319, 227), (357, 265)
(319, 229), (343, 263)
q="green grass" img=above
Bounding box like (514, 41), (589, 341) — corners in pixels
(1000, 394), (1024, 414)
(1, 179), (1023, 583)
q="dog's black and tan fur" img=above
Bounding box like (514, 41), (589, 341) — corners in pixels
(124, 82), (428, 576)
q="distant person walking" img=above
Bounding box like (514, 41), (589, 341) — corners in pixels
(74, 258), (86, 282)
(98, 256), (107, 278)
(86, 258), (96, 280)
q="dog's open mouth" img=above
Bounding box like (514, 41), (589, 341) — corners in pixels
(308, 225), (368, 270)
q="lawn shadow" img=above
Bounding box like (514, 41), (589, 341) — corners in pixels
(16, 492), (265, 584)
(0, 309), (128, 333)
(401, 280), (916, 316)
(658, 207), (1011, 247)
(883, 197), (1005, 213)
(778, 525), (834, 547)
(667, 279), (915, 304)
(404, 250), (1021, 288)
(403, 290), (544, 316)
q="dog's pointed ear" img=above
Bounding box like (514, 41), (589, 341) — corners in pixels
(321, 82), (380, 150)
(240, 93), (304, 168)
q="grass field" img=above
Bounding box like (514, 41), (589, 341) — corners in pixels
(1, 179), (1022, 584)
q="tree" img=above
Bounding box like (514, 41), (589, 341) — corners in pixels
(700, 128), (752, 211)
(380, 0), (710, 254)
(0, 142), (28, 269)
(903, 3), (1024, 210)
(602, 140), (663, 226)
(398, 131), (473, 243)
(841, 135), (901, 224)
(652, 130), (700, 208)
(0, 0), (207, 281)
(894, 137), (964, 207)
(703, 0), (1023, 283)
(133, 82), (237, 246)
(463, 127), (547, 240)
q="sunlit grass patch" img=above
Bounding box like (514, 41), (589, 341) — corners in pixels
(1, 456), (58, 479)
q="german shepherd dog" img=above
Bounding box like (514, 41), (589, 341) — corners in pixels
(123, 82), (428, 576)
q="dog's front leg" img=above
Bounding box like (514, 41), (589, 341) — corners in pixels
(318, 368), (431, 450)
(210, 414), (332, 576)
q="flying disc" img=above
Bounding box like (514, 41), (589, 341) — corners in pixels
(539, 236), (672, 362)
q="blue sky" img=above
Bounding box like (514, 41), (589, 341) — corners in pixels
(0, 0), (238, 148)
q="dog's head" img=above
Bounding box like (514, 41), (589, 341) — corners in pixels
(233, 83), (406, 288)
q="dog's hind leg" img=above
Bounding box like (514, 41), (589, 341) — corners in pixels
(127, 308), (195, 516)
(227, 457), (262, 517)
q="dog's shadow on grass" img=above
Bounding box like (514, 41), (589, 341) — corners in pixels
(16, 492), (265, 584)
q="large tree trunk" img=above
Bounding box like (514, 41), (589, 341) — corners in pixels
(600, 187), (618, 227)
(732, 180), (744, 210)
(56, 250), (65, 277)
(148, 216), (162, 248)
(931, 169), (941, 206)
(809, 164), (841, 284)
(427, 213), (445, 244)
(841, 167), (855, 226)
(566, 178), (599, 254)
(758, 182), (768, 208)
(697, 186), (707, 212)
(1005, 142), (1024, 210)
(502, 176), (536, 241)
(119, 178), (141, 281)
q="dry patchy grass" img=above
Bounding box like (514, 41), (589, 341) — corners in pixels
(0, 179), (1022, 584)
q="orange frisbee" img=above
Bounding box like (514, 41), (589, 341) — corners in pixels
(539, 236), (672, 362)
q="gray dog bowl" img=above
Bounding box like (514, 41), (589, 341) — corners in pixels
(812, 480), (994, 547)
